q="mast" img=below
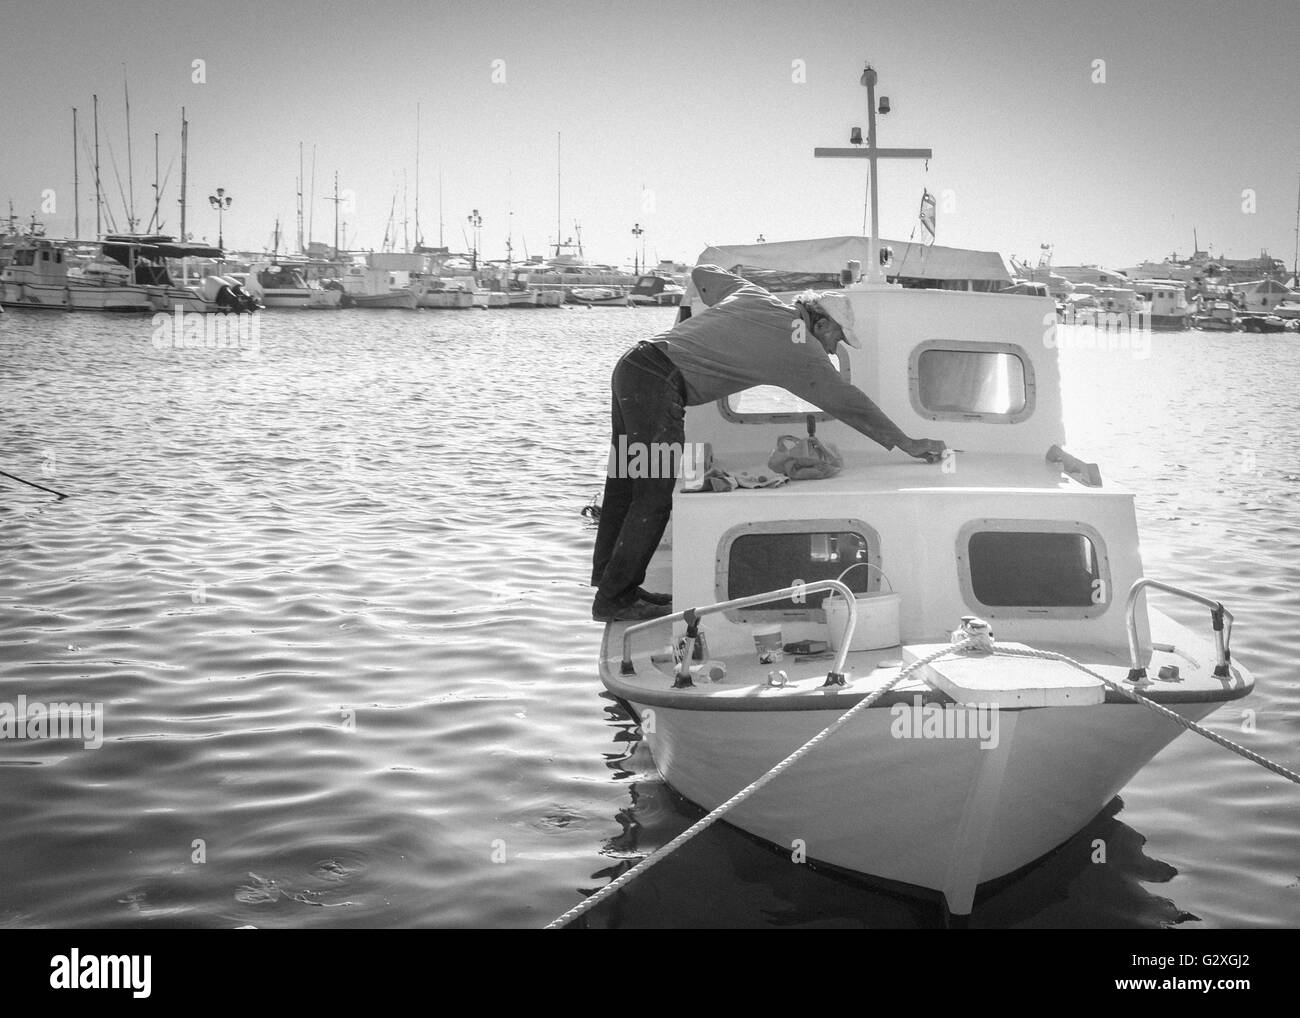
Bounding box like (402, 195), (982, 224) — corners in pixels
(92, 94), (102, 240)
(179, 108), (188, 241)
(297, 142), (304, 254)
(414, 102), (422, 247)
(438, 169), (443, 247)
(1292, 171), (1299, 286)
(124, 71), (136, 232)
(329, 171), (341, 257)
(149, 132), (159, 232)
(814, 63), (931, 284)
(308, 145), (316, 247)
(72, 108), (80, 239)
(555, 132), (561, 257)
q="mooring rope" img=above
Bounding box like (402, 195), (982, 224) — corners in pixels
(545, 635), (1297, 929)
(0, 468), (68, 500)
(994, 644), (1300, 786)
(543, 639), (970, 929)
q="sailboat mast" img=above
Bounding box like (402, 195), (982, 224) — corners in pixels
(1292, 171), (1298, 286)
(72, 107), (80, 239)
(438, 169), (443, 247)
(414, 103), (421, 247)
(179, 108), (188, 241)
(333, 171), (340, 257)
(92, 94), (102, 240)
(150, 132), (159, 232)
(308, 145), (316, 247)
(555, 132), (561, 257)
(297, 142), (304, 254)
(124, 71), (136, 232)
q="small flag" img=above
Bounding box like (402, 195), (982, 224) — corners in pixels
(919, 189), (936, 243)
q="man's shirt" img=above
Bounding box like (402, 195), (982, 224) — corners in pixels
(651, 265), (907, 450)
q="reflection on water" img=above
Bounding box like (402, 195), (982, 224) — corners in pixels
(1, 310), (1297, 928)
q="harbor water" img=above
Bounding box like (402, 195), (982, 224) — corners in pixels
(1, 308), (1297, 929)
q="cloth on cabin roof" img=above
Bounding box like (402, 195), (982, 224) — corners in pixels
(695, 236), (1012, 288)
(681, 466), (789, 492)
(649, 265), (907, 451)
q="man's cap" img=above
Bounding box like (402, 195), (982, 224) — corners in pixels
(813, 291), (862, 348)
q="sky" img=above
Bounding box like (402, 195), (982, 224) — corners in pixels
(1, 0), (1297, 271)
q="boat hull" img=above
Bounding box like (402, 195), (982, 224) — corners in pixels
(621, 694), (1217, 915)
(0, 280), (154, 312)
(343, 290), (419, 310)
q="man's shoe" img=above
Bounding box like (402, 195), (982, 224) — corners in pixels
(592, 598), (673, 623)
(636, 587), (672, 606)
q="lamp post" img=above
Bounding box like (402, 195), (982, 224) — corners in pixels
(208, 187), (232, 249)
(631, 222), (644, 274)
(467, 208), (482, 270)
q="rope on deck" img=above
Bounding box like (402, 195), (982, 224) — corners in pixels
(543, 639), (970, 929)
(545, 637), (1297, 929)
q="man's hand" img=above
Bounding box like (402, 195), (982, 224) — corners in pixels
(899, 437), (947, 463)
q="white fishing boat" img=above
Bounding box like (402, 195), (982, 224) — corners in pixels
(567, 286), (627, 307)
(415, 278), (475, 309)
(339, 264), (419, 310)
(0, 235), (258, 313)
(595, 65), (1255, 921)
(1130, 278), (1192, 330)
(627, 273), (686, 307)
(244, 261), (342, 309)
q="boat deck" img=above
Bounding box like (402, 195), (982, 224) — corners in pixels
(600, 546), (1253, 712)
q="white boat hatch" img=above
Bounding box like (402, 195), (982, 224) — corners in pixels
(904, 641), (1106, 707)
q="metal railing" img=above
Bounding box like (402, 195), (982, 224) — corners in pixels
(1125, 578), (1233, 680)
(620, 579), (860, 687)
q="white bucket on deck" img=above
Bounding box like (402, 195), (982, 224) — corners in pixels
(825, 564), (901, 652)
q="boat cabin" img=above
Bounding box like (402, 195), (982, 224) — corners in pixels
(663, 239), (1151, 664)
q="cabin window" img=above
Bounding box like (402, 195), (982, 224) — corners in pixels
(40, 250), (50, 261)
(15, 250), (35, 266)
(717, 519), (881, 622)
(909, 340), (1034, 423)
(956, 519), (1110, 619)
(719, 352), (852, 423)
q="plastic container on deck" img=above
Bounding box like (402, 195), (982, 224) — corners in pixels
(825, 563), (901, 652)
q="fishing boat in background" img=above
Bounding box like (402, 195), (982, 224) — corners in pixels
(339, 262), (419, 310)
(244, 261), (342, 309)
(1130, 278), (1192, 330)
(566, 286), (626, 307)
(627, 273), (686, 306)
(415, 278), (475, 309)
(595, 64), (1255, 921)
(0, 234), (259, 313)
(1191, 299), (1240, 331)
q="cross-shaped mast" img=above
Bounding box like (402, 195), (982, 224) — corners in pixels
(814, 64), (932, 284)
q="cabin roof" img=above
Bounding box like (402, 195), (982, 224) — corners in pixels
(697, 236), (1011, 285)
(684, 453), (1113, 499)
